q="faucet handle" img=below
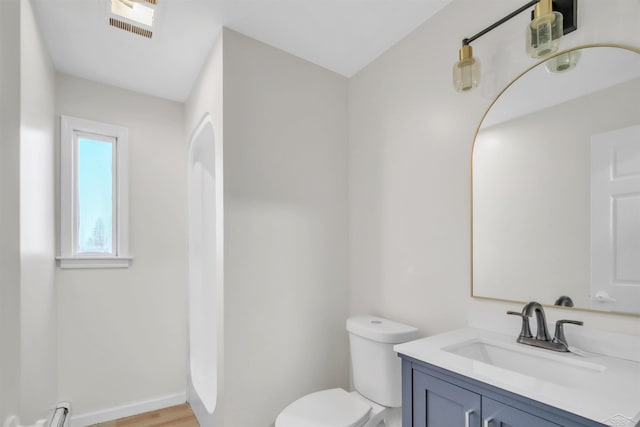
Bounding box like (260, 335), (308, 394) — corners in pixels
(557, 319), (584, 326)
(506, 311), (533, 339)
(552, 319), (583, 346)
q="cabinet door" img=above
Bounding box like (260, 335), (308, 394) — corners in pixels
(413, 370), (481, 427)
(482, 397), (561, 427)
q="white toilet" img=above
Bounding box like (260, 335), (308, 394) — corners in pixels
(275, 315), (420, 427)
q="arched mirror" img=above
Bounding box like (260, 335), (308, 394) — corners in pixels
(472, 45), (640, 316)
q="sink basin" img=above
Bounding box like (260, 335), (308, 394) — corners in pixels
(443, 338), (606, 387)
(394, 327), (640, 425)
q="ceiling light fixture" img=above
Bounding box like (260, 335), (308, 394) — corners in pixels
(453, 0), (577, 92)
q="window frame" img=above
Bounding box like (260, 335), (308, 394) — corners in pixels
(58, 115), (131, 268)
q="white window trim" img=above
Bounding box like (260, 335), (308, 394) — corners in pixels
(58, 115), (131, 268)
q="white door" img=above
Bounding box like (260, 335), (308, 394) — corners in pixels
(591, 125), (640, 312)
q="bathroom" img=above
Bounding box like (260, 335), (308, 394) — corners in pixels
(1, 0), (639, 426)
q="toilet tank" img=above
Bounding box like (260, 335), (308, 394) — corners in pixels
(346, 315), (419, 407)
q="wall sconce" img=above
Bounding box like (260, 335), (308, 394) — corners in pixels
(453, 45), (480, 92)
(545, 49), (581, 73)
(453, 0), (577, 92)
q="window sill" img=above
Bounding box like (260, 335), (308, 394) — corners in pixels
(56, 256), (133, 269)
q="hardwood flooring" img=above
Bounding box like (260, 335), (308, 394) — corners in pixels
(89, 404), (199, 427)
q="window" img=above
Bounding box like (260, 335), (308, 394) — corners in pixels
(58, 116), (130, 268)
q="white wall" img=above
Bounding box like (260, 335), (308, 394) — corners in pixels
(349, 0), (640, 338)
(55, 75), (188, 419)
(19, 0), (58, 423)
(0, 1), (57, 423)
(187, 28), (350, 427)
(0, 0), (22, 422)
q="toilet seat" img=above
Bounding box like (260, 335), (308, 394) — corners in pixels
(275, 388), (371, 427)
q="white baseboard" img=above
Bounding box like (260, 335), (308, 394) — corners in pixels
(70, 392), (186, 427)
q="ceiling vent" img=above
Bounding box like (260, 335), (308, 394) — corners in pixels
(109, 0), (157, 39)
(109, 17), (153, 39)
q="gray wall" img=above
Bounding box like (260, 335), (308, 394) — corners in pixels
(0, 0), (22, 422)
(222, 29), (350, 427)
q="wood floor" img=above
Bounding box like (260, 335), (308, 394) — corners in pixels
(89, 404), (199, 427)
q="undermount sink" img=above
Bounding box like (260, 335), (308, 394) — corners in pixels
(443, 338), (606, 387)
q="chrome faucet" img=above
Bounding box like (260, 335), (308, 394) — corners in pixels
(507, 301), (583, 352)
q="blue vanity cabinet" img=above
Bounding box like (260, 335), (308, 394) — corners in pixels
(400, 356), (605, 427)
(482, 396), (560, 427)
(413, 370), (481, 427)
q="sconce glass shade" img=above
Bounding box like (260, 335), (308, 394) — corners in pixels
(545, 49), (581, 73)
(453, 45), (480, 92)
(526, 0), (563, 58)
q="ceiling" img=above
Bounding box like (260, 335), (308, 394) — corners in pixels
(31, 0), (452, 102)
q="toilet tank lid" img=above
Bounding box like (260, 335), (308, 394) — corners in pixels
(346, 315), (419, 344)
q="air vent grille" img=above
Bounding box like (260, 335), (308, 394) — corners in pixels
(109, 17), (153, 39)
(141, 0), (158, 4)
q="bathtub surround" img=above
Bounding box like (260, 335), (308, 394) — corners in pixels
(184, 33), (224, 427)
(187, 113), (221, 422)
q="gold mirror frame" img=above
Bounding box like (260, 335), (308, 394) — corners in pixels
(470, 43), (640, 317)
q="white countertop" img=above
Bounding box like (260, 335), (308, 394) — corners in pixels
(394, 328), (640, 426)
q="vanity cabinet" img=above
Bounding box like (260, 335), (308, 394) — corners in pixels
(482, 396), (560, 426)
(400, 356), (605, 427)
(413, 370), (481, 426)
(412, 370), (559, 426)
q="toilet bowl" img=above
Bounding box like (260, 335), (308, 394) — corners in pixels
(275, 316), (419, 427)
(275, 388), (389, 427)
